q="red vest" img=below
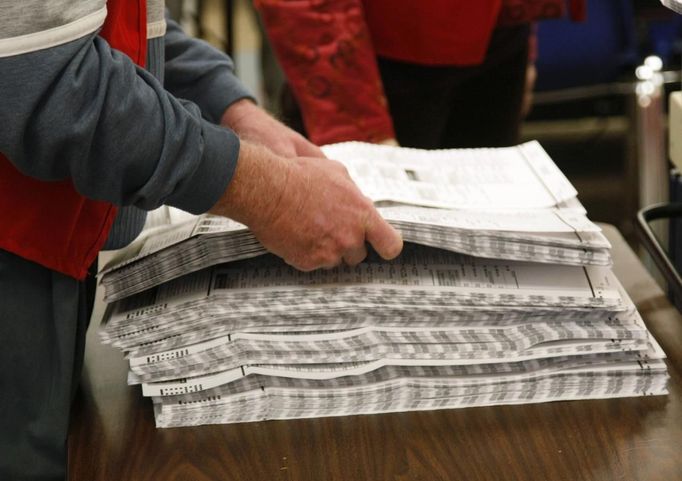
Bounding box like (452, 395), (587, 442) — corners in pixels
(363, 0), (502, 66)
(363, 0), (585, 66)
(0, 0), (147, 280)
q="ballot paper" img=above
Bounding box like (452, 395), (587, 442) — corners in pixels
(98, 243), (669, 428)
(100, 245), (625, 350)
(127, 316), (650, 383)
(151, 341), (668, 427)
(98, 141), (605, 302)
(96, 141), (669, 428)
(99, 206), (611, 302)
(153, 373), (668, 427)
(324, 141), (579, 210)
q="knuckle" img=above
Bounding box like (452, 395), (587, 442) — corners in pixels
(330, 159), (350, 176)
(337, 232), (361, 251)
(360, 196), (375, 211)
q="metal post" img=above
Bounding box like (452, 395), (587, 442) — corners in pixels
(635, 56), (668, 210)
(635, 56), (669, 286)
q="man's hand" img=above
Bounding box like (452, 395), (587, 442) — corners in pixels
(221, 99), (325, 159)
(209, 142), (403, 271)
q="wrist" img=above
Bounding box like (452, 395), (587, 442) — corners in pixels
(220, 98), (259, 130)
(209, 141), (290, 228)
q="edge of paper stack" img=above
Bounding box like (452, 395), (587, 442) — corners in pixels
(98, 141), (669, 428)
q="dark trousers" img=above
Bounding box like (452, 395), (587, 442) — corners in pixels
(282, 24), (530, 149)
(0, 250), (95, 481)
(379, 24), (531, 149)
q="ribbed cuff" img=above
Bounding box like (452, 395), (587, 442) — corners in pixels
(102, 206), (147, 250)
(166, 120), (240, 214)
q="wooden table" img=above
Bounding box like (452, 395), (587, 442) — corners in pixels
(68, 225), (682, 480)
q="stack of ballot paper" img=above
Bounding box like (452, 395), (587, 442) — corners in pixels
(98, 141), (669, 428)
(100, 141), (612, 302)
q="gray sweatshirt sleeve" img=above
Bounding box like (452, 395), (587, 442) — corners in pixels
(0, 33), (238, 214)
(164, 15), (256, 124)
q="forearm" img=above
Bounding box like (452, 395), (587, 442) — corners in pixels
(0, 34), (238, 214)
(209, 141), (287, 225)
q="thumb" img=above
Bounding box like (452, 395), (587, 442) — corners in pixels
(365, 208), (403, 260)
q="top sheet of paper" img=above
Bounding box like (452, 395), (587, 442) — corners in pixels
(322, 141), (578, 209)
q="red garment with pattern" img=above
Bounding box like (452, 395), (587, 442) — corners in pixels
(0, 0), (147, 279)
(257, 0), (585, 145)
(362, 1), (503, 67)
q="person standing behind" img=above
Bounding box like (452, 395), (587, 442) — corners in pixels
(256, 0), (586, 149)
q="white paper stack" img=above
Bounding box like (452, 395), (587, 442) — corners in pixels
(98, 141), (669, 428)
(151, 352), (667, 427)
(100, 141), (612, 302)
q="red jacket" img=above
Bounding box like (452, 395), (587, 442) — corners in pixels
(257, 0), (585, 145)
(0, 0), (146, 280)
